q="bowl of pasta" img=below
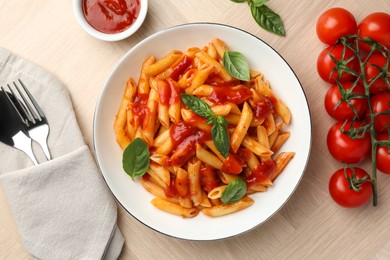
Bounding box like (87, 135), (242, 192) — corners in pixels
(93, 23), (312, 240)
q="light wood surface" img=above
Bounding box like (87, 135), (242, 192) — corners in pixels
(1, 0), (390, 259)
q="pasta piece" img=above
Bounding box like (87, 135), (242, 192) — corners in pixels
(202, 197), (254, 217)
(218, 171), (238, 184)
(185, 64), (213, 94)
(113, 78), (137, 133)
(207, 42), (218, 60)
(231, 102), (253, 153)
(156, 79), (170, 129)
(188, 160), (202, 206)
(199, 190), (212, 208)
(143, 88), (158, 146)
(149, 163), (170, 187)
(272, 152), (295, 181)
(195, 51), (233, 81)
(151, 198), (199, 218)
(211, 38), (227, 59)
(138, 56), (155, 94)
(196, 144), (223, 170)
(242, 136), (273, 157)
(271, 132), (291, 153)
(208, 185), (227, 199)
(145, 50), (182, 76)
(257, 125), (272, 162)
(175, 167), (190, 199)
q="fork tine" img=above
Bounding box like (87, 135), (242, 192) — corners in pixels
(18, 79), (45, 120)
(13, 81), (39, 123)
(2, 86), (29, 126)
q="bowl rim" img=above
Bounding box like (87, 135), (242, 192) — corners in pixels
(72, 0), (148, 41)
(93, 22), (313, 241)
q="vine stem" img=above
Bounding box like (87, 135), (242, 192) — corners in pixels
(356, 41), (378, 206)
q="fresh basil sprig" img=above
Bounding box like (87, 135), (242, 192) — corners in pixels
(122, 138), (150, 180)
(221, 178), (247, 204)
(223, 51), (250, 81)
(229, 0), (285, 36)
(181, 94), (230, 158)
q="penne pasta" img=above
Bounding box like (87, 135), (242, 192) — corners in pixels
(145, 50), (183, 76)
(231, 102), (253, 153)
(202, 197), (254, 217)
(114, 38), (295, 218)
(151, 198), (199, 218)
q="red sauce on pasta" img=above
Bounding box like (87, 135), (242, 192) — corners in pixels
(221, 154), (242, 175)
(83, 0), (140, 34)
(170, 56), (193, 81)
(169, 122), (210, 166)
(200, 164), (219, 192)
(165, 177), (178, 198)
(208, 85), (252, 105)
(130, 93), (148, 126)
(246, 160), (276, 187)
(253, 95), (275, 119)
(170, 122), (198, 148)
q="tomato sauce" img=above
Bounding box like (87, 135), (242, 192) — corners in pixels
(200, 164), (219, 192)
(130, 93), (148, 126)
(246, 160), (276, 187)
(166, 79), (182, 105)
(221, 154), (243, 175)
(208, 85), (252, 105)
(164, 177), (178, 198)
(253, 95), (275, 119)
(83, 0), (140, 34)
(170, 122), (198, 148)
(170, 122), (210, 166)
(170, 56), (193, 81)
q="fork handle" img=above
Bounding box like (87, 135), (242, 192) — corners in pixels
(12, 130), (39, 165)
(29, 125), (51, 160)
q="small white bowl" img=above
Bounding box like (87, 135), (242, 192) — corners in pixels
(73, 0), (148, 41)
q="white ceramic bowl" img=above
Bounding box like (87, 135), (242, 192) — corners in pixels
(72, 0), (148, 41)
(93, 23), (312, 240)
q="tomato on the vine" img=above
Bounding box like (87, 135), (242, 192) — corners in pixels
(364, 53), (390, 94)
(371, 92), (390, 133)
(324, 82), (368, 121)
(358, 12), (390, 52)
(327, 121), (371, 163)
(329, 167), (372, 208)
(316, 7), (357, 45)
(317, 44), (359, 83)
(376, 132), (390, 174)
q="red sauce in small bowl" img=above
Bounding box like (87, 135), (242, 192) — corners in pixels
(83, 0), (140, 34)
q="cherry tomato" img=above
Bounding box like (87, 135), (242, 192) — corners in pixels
(371, 92), (390, 133)
(327, 121), (371, 163)
(358, 12), (390, 52)
(376, 132), (390, 174)
(324, 82), (368, 121)
(316, 8), (357, 45)
(329, 167), (372, 208)
(317, 44), (359, 83)
(364, 53), (390, 94)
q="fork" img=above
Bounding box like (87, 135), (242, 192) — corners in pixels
(5, 79), (52, 160)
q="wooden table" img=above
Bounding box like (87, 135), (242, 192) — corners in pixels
(1, 0), (390, 259)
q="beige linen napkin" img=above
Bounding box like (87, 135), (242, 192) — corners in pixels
(0, 48), (124, 259)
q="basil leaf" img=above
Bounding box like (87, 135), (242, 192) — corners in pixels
(223, 51), (250, 82)
(212, 116), (230, 158)
(181, 94), (214, 118)
(230, 0), (246, 2)
(221, 178), (247, 204)
(122, 138), (150, 180)
(250, 4), (286, 36)
(250, 0), (269, 6)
